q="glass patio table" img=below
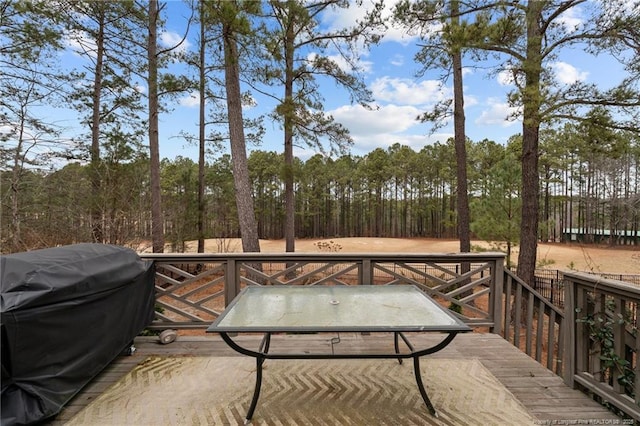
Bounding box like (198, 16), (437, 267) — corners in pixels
(206, 284), (471, 422)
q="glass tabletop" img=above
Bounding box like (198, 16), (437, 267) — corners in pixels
(207, 285), (471, 333)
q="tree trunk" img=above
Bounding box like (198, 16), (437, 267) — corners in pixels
(197, 2), (206, 254)
(222, 17), (260, 253)
(516, 1), (544, 287)
(543, 164), (550, 242)
(148, 0), (164, 253)
(90, 9), (105, 243)
(283, 17), (296, 253)
(451, 0), (471, 308)
(451, 0), (470, 255)
(10, 120), (24, 252)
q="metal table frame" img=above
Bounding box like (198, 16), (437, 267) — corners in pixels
(207, 285), (471, 423)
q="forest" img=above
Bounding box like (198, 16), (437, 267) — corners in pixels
(3, 125), (639, 253)
(2, 1), (639, 286)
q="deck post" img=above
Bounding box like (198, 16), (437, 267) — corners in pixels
(491, 258), (504, 335)
(225, 258), (238, 307)
(635, 303), (640, 408)
(562, 276), (575, 388)
(362, 258), (372, 285)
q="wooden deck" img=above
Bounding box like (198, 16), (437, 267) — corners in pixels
(47, 332), (623, 424)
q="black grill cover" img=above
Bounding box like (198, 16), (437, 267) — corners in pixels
(1, 243), (156, 425)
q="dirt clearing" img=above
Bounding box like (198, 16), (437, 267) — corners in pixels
(191, 237), (640, 275)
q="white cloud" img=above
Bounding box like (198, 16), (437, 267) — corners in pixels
(496, 66), (529, 88)
(552, 61), (588, 84)
(64, 29), (97, 57)
(350, 131), (452, 154)
(497, 70), (515, 86)
(319, 0), (417, 44)
(327, 102), (455, 153)
(64, 28), (190, 60)
(310, 52), (373, 74)
(494, 61), (587, 96)
(331, 103), (422, 136)
(160, 31), (191, 55)
(371, 77), (448, 105)
(179, 91), (200, 107)
(464, 93), (479, 107)
(390, 54), (404, 67)
(475, 98), (521, 127)
(557, 6), (583, 32)
(178, 91), (259, 110)
(0, 124), (17, 141)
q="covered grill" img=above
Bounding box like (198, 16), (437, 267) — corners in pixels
(1, 243), (155, 425)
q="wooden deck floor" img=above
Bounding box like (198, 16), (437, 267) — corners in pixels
(47, 332), (622, 424)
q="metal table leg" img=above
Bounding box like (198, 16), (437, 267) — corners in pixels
(413, 354), (438, 417)
(398, 331), (457, 417)
(245, 355), (265, 424)
(244, 333), (271, 424)
(393, 332), (403, 364)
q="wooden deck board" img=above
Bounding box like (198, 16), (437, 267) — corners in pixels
(44, 332), (623, 424)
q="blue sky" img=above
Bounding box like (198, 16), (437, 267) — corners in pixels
(153, 0), (630, 162)
(27, 1), (632, 164)
(158, 0), (518, 160)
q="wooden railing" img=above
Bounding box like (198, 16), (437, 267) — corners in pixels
(563, 271), (639, 419)
(502, 269), (639, 418)
(140, 252), (506, 330)
(500, 270), (565, 374)
(139, 252), (639, 419)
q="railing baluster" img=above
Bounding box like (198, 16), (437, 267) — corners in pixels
(514, 284), (522, 348)
(546, 309), (555, 372)
(593, 292), (606, 382)
(536, 298), (544, 363)
(575, 286), (588, 375)
(504, 275), (512, 342)
(612, 297), (625, 394)
(556, 310), (564, 375)
(525, 291), (534, 356)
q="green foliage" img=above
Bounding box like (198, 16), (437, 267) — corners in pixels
(576, 302), (636, 404)
(0, 124), (639, 254)
(4, 126), (640, 253)
(448, 301), (462, 315)
(470, 146), (521, 247)
(1, 1), (66, 60)
(258, 0), (381, 155)
(161, 156), (200, 250)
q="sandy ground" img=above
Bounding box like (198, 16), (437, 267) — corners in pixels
(192, 237), (640, 275)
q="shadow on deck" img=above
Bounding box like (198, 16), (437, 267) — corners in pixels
(47, 333), (623, 425)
